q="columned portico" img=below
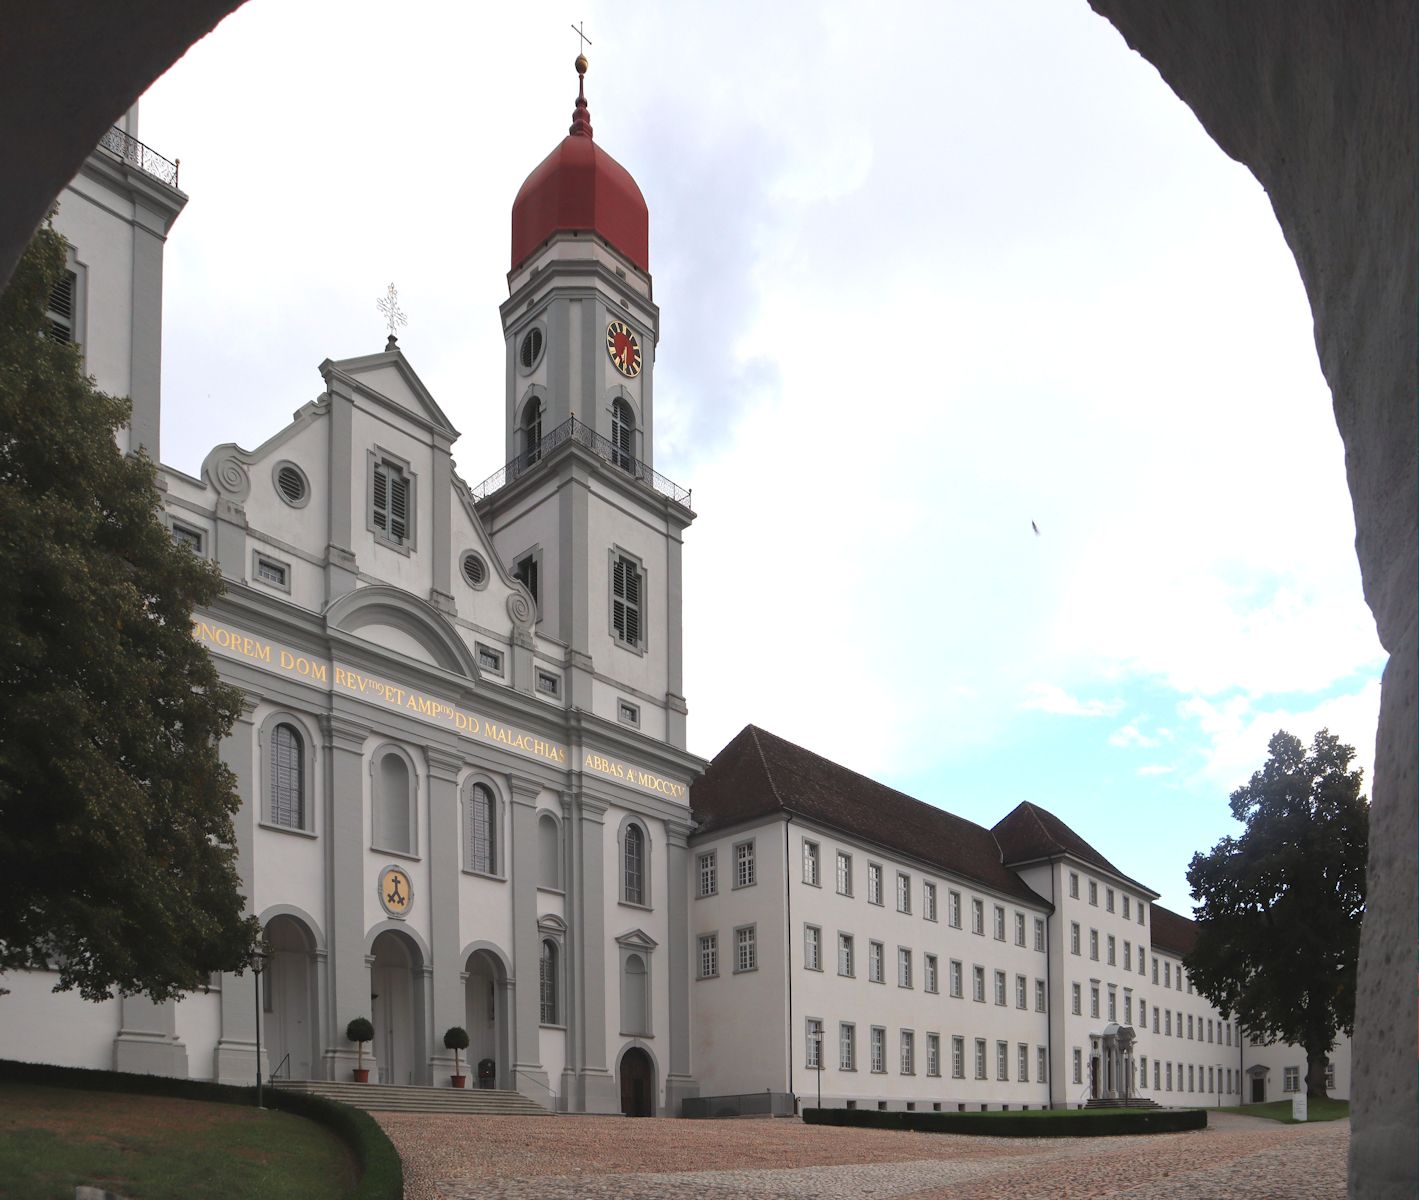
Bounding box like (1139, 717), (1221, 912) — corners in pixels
(1091, 1024), (1136, 1102)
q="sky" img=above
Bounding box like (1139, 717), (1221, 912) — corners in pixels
(136, 0), (1385, 916)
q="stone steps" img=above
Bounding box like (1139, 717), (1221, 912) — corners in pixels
(272, 1079), (552, 1116)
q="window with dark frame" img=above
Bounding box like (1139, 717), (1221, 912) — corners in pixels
(372, 458), (410, 545)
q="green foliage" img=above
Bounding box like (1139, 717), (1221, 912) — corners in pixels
(346, 1018), (374, 1045)
(801, 1105), (1206, 1136)
(0, 224), (257, 1001)
(442, 1026), (469, 1051)
(1213, 1097), (1350, 1124)
(1185, 729), (1367, 1098)
(0, 1058), (402, 1200)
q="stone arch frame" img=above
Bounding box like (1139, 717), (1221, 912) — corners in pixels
(518, 386), (548, 461)
(613, 1038), (662, 1117)
(536, 914), (568, 1029)
(369, 741), (420, 859)
(461, 939), (514, 1091)
(460, 769), (509, 879)
(604, 386), (641, 464)
(325, 583), (480, 678)
(257, 906), (324, 1082)
(615, 812), (653, 909)
(256, 707), (319, 833)
(367, 922), (431, 1087)
(536, 808), (563, 891)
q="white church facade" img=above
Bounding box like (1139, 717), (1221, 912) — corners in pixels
(2, 68), (1348, 1117)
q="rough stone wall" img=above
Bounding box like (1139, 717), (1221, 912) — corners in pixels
(1087, 4), (1417, 1195)
(0, 0), (248, 287)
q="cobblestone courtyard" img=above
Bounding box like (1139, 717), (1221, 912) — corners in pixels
(378, 1110), (1347, 1200)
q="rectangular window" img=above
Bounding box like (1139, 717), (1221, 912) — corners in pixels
(994, 969), (1006, 1006)
(1153, 1007), (1160, 1034)
(1165, 1010), (1172, 1036)
(1124, 993), (1133, 1024)
(948, 890), (962, 928)
(1140, 999), (1147, 1027)
(1164, 961), (1171, 987)
(1107, 935), (1116, 966)
(697, 933), (718, 979)
(1188, 1065), (1195, 1092)
(996, 1041), (1009, 1081)
(1069, 871), (1079, 899)
(1326, 1060), (1335, 1089)
(1124, 940), (1132, 971)
(952, 1036), (965, 1079)
(806, 1018), (823, 1069)
(734, 925), (756, 973)
(1071, 982), (1081, 1015)
(617, 698), (640, 726)
(804, 925), (822, 971)
(171, 523), (204, 553)
(1090, 929), (1099, 961)
(1035, 978), (1046, 1012)
(1073, 1048), (1083, 1085)
(611, 552), (644, 646)
(973, 965), (985, 1002)
(870, 1027), (886, 1073)
(869, 940), (884, 984)
(900, 1031), (915, 1075)
(836, 851), (852, 896)
(1015, 974), (1027, 1009)
(1154, 1060), (1161, 1091)
(1088, 879), (1098, 906)
(868, 863), (883, 905)
(697, 851), (717, 897)
(1166, 1062), (1173, 1091)
(1014, 911), (1026, 947)
(514, 553), (539, 609)
(46, 267), (78, 344)
(927, 1033), (941, 1077)
(1139, 950), (1146, 977)
(896, 872), (911, 913)
(254, 553), (288, 589)
(371, 456), (411, 546)
(1090, 984), (1100, 1019)
(975, 1039), (988, 1080)
(924, 953), (938, 993)
(535, 669), (560, 696)
(1108, 988), (1117, 1022)
(1071, 922), (1081, 955)
(897, 947), (913, 988)
(1038, 1046), (1048, 1085)
(802, 840), (820, 886)
(949, 959), (963, 998)
(1122, 895), (1131, 919)
(972, 898), (984, 935)
(993, 905), (1006, 941)
(1138, 902), (1146, 926)
(924, 881), (938, 921)
(1106, 887), (1115, 913)
(1018, 1043), (1029, 1083)
(1034, 917), (1046, 952)
(839, 1023), (856, 1071)
(838, 933), (854, 977)
(475, 643), (504, 674)
(734, 841), (756, 888)
(1208, 1018), (1214, 1043)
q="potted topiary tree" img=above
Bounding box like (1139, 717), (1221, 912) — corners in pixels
(444, 1026), (470, 1088)
(346, 1017), (374, 1083)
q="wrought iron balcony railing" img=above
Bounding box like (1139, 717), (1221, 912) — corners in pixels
(470, 416), (691, 509)
(97, 125), (180, 189)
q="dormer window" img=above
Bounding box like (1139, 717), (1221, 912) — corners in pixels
(369, 450), (415, 551)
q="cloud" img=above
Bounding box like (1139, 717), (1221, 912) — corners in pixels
(1020, 683), (1124, 718)
(1109, 721), (1162, 748)
(1137, 764), (1175, 777)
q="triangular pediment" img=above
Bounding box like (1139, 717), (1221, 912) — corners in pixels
(614, 928), (658, 951)
(320, 344), (459, 440)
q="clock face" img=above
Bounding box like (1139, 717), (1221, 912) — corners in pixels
(606, 321), (642, 377)
(378, 865), (413, 917)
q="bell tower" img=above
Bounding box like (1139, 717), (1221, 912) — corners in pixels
(474, 56), (693, 748)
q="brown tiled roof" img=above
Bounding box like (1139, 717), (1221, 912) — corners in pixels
(992, 801), (1154, 894)
(1148, 904), (1199, 956)
(690, 725), (1047, 908)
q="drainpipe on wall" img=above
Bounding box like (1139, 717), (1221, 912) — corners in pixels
(1045, 866), (1055, 1110)
(784, 814), (795, 1112)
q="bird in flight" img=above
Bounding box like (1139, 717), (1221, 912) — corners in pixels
(1031, 521), (1040, 536)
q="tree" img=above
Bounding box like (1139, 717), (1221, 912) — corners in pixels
(0, 222), (259, 1001)
(1185, 728), (1367, 1099)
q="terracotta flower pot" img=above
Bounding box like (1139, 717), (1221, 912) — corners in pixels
(353, 1068), (370, 1083)
(451, 1074), (467, 1089)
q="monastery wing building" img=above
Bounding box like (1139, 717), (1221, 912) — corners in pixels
(6, 65), (1347, 1118)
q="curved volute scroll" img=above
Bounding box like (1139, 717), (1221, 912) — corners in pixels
(201, 443), (254, 501)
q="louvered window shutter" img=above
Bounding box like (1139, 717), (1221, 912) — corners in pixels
(612, 555), (642, 646)
(389, 472), (408, 543)
(46, 271), (76, 343)
(372, 463), (389, 534)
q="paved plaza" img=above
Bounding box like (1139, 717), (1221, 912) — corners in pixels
(377, 1110), (1347, 1200)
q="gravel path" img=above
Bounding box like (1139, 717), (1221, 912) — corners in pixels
(377, 1109), (1347, 1200)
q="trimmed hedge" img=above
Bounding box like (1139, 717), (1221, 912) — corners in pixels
(802, 1105), (1207, 1137)
(0, 1058), (402, 1199)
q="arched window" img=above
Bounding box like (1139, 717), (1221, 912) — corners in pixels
(611, 399), (634, 471)
(621, 952), (648, 1035)
(623, 823), (645, 905)
(467, 783), (497, 875)
(374, 751), (413, 854)
(522, 398), (542, 466)
(539, 939), (558, 1025)
(538, 813), (561, 890)
(269, 722), (304, 828)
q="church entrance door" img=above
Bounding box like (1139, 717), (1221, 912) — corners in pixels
(1251, 1075), (1265, 1103)
(619, 1047), (654, 1117)
(464, 949), (509, 1089)
(264, 915), (316, 1081)
(1089, 1057), (1100, 1100)
(371, 930), (418, 1086)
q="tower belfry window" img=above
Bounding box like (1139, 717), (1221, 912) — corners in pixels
(46, 270), (77, 344)
(612, 553), (642, 647)
(522, 398), (542, 465)
(372, 458), (410, 545)
(611, 399), (634, 471)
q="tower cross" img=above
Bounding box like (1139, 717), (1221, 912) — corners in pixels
(376, 282), (407, 340)
(570, 20), (592, 55)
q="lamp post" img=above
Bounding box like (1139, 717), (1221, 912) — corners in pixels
(814, 1029), (823, 1111)
(251, 941), (272, 1109)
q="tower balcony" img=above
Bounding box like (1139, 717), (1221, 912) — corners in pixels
(470, 416), (691, 510)
(96, 124), (180, 190)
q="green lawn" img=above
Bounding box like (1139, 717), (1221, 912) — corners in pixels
(1211, 1097), (1350, 1124)
(0, 1080), (356, 1200)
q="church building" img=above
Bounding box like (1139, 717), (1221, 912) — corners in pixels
(4, 62), (1349, 1119)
